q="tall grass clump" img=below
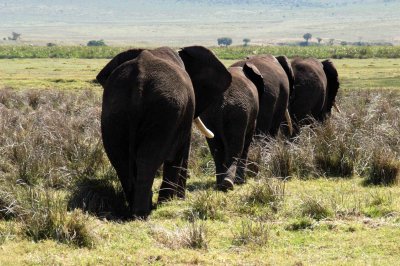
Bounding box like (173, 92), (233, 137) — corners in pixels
(21, 188), (96, 247)
(364, 148), (400, 186)
(299, 196), (333, 220)
(186, 190), (227, 220)
(240, 179), (285, 212)
(232, 219), (269, 246)
(0, 89), (107, 189)
(150, 220), (208, 250)
(313, 119), (357, 177)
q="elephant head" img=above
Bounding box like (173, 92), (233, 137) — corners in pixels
(322, 59), (341, 114)
(178, 46), (232, 118)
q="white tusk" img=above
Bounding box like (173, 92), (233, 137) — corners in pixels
(194, 117), (214, 138)
(333, 102), (341, 113)
(285, 109), (293, 136)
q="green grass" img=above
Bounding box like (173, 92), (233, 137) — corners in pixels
(1, 58), (400, 90)
(1, 58), (400, 264)
(1, 177), (400, 265)
(1, 45), (400, 60)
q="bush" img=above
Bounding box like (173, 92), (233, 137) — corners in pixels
(87, 39), (106, 46)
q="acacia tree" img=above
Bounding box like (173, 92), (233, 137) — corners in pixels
(303, 33), (312, 45)
(217, 37), (232, 47)
(317, 37), (322, 44)
(243, 38), (251, 46)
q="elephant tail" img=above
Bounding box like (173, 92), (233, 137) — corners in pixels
(275, 56), (295, 97)
(284, 108), (293, 136)
(96, 49), (145, 87)
(322, 60), (340, 113)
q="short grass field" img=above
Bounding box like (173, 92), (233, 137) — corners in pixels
(1, 57), (400, 90)
(0, 54), (400, 265)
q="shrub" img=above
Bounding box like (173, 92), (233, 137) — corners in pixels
(87, 39), (106, 46)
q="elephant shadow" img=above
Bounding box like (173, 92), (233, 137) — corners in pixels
(68, 178), (130, 221)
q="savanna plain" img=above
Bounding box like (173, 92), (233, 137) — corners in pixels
(0, 46), (400, 265)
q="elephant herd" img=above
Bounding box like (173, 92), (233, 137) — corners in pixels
(96, 46), (340, 218)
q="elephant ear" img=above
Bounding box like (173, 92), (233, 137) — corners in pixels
(96, 49), (144, 87)
(179, 46), (232, 117)
(243, 62), (264, 99)
(275, 56), (295, 96)
(322, 59), (340, 112)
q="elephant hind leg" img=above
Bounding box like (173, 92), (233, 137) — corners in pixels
(218, 121), (247, 191)
(235, 128), (254, 184)
(158, 136), (191, 203)
(206, 137), (225, 186)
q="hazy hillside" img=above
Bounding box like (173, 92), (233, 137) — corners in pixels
(0, 0), (399, 45)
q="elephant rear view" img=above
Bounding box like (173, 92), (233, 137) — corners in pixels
(289, 58), (340, 133)
(200, 63), (264, 191)
(231, 55), (294, 137)
(97, 46), (231, 218)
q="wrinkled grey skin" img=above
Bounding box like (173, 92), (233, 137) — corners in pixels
(289, 58), (340, 134)
(231, 55), (294, 137)
(96, 46), (231, 218)
(200, 63), (264, 191)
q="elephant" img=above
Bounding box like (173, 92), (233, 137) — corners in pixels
(231, 55), (294, 137)
(200, 63), (264, 191)
(96, 46), (231, 218)
(289, 58), (340, 133)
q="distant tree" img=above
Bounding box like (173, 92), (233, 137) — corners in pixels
(87, 39), (106, 46)
(303, 33), (312, 45)
(317, 37), (323, 44)
(340, 41), (348, 46)
(217, 37), (232, 47)
(243, 38), (251, 46)
(8, 32), (21, 41)
(47, 42), (57, 47)
(328, 38), (335, 46)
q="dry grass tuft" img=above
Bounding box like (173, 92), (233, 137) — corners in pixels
(232, 219), (269, 246)
(150, 221), (208, 250)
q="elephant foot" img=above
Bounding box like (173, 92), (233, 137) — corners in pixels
(234, 177), (246, 185)
(217, 177), (234, 192)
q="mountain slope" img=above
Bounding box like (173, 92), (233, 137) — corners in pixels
(0, 0), (398, 45)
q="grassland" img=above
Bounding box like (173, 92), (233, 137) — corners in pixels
(0, 55), (400, 264)
(1, 57), (400, 90)
(1, 46), (400, 60)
